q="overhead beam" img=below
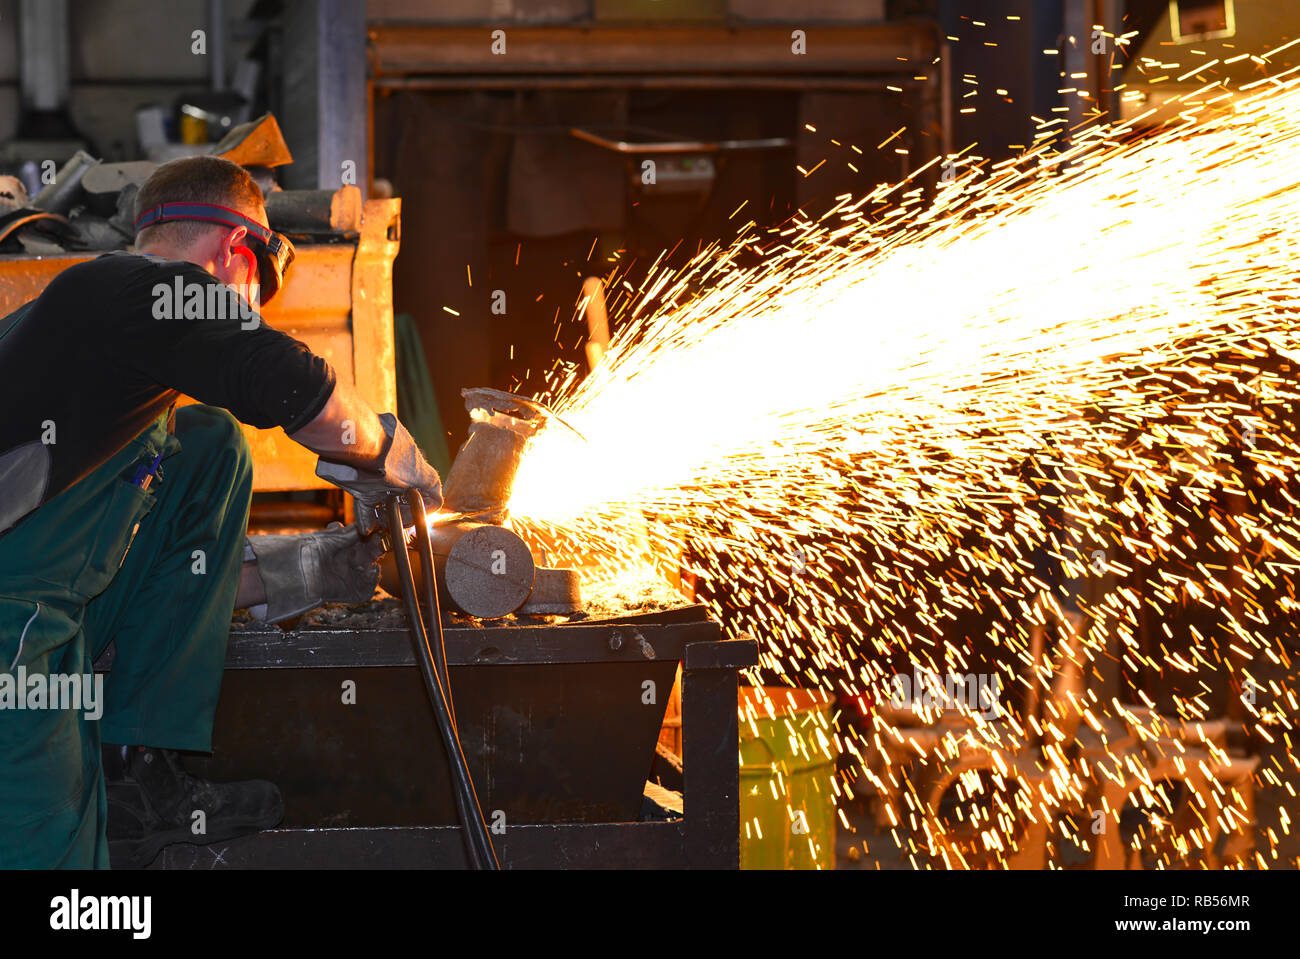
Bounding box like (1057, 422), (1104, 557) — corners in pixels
(368, 22), (943, 77)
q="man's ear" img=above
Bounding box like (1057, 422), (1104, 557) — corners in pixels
(219, 225), (249, 266)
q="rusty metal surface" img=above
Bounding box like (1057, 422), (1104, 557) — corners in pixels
(519, 566), (582, 615)
(142, 614), (757, 868)
(152, 822), (690, 869)
(440, 523), (537, 618)
(240, 241), (358, 491)
(155, 613), (754, 832)
(188, 657), (682, 828)
(0, 196), (401, 494)
(249, 197), (400, 491)
(92, 614), (729, 670)
(369, 22), (942, 77)
(349, 198), (401, 467)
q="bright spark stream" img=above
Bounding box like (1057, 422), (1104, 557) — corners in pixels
(508, 49), (1300, 869)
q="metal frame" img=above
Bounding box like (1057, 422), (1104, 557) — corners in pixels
(366, 20), (952, 174)
(121, 607), (758, 869)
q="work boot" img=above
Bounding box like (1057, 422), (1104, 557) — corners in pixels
(103, 744), (284, 868)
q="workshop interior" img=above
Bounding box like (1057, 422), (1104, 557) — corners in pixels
(1, 0), (1299, 878)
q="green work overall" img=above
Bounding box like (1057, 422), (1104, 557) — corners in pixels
(0, 405), (252, 868)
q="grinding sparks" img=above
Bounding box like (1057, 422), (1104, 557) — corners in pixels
(510, 49), (1300, 868)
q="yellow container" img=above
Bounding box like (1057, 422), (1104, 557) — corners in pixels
(739, 686), (838, 869)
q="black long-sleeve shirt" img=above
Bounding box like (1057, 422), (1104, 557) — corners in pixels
(0, 251), (336, 507)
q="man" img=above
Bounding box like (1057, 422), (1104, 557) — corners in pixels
(0, 155), (440, 868)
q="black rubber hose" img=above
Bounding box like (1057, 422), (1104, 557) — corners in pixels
(408, 490), (454, 721)
(405, 489), (497, 868)
(387, 496), (499, 870)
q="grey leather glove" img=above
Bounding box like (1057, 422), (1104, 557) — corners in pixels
(246, 523), (386, 624)
(314, 413), (443, 532)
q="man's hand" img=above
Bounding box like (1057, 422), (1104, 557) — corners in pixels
(244, 523), (386, 624)
(315, 413), (443, 532)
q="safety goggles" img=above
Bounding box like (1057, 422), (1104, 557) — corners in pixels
(134, 202), (296, 304)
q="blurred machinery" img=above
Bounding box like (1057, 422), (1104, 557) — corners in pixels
(861, 599), (1260, 870)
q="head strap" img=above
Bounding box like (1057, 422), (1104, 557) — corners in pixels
(134, 202), (272, 242)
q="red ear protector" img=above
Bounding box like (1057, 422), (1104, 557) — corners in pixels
(230, 243), (261, 304)
(134, 202), (296, 304)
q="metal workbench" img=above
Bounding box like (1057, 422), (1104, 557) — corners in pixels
(99, 604), (757, 869)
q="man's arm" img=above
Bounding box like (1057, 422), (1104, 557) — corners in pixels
(237, 378), (442, 622)
(236, 380), (439, 620)
(287, 379), (387, 464)
(295, 382), (443, 533)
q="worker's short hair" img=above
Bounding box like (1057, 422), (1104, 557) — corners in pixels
(134, 155), (265, 249)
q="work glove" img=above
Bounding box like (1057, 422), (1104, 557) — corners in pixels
(246, 523), (386, 624)
(314, 413), (443, 533)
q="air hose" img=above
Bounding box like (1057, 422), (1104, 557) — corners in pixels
(387, 490), (500, 870)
